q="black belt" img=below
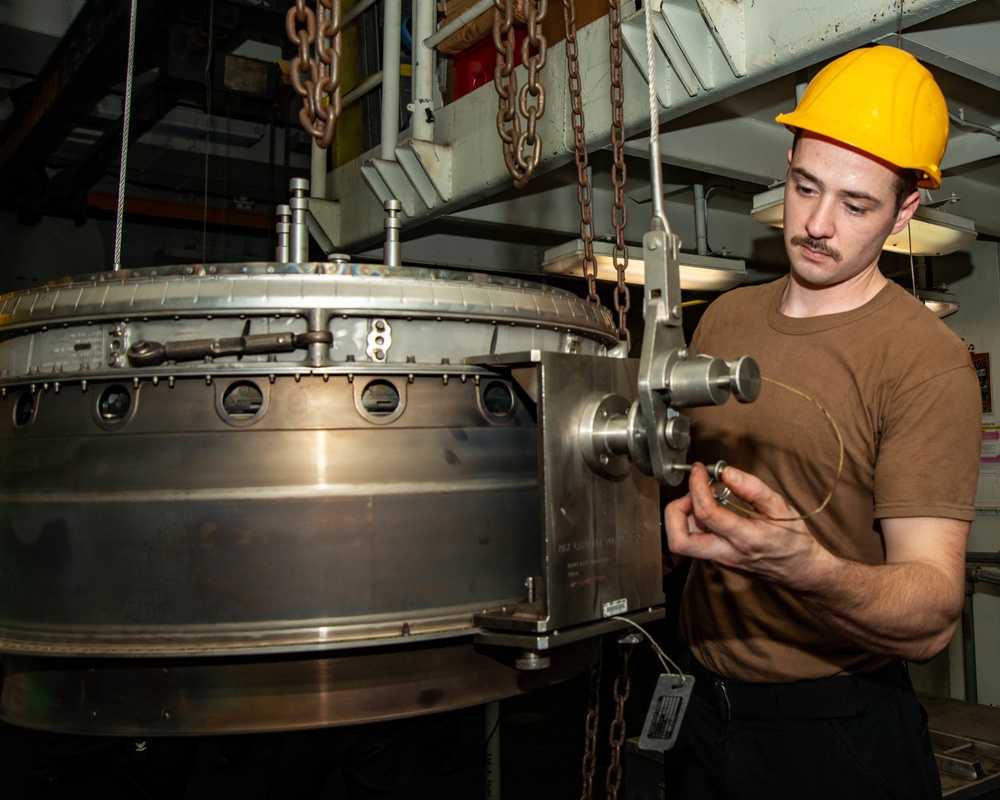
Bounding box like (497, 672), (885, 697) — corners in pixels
(686, 655), (907, 722)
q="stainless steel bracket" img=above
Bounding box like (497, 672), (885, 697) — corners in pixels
(469, 351), (663, 637)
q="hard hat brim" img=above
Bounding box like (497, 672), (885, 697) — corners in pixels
(775, 110), (942, 190)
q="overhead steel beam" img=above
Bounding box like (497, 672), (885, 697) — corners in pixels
(620, 0), (979, 115)
(629, 114), (1000, 184)
(942, 129), (1000, 172)
(881, 4), (1000, 92)
(936, 175), (1000, 239)
(319, 0), (977, 255)
(625, 117), (790, 186)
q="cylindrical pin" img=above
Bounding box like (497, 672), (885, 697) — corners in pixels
(384, 199), (401, 268)
(275, 204), (291, 262)
(289, 179), (310, 263)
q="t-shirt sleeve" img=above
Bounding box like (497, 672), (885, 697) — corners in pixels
(873, 363), (981, 521)
(689, 293), (724, 352)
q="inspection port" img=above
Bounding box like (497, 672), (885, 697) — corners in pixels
(13, 392), (36, 428)
(479, 380), (517, 423)
(215, 379), (269, 427)
(93, 384), (137, 430)
(98, 385), (131, 421)
(361, 380), (400, 415)
(221, 381), (264, 419)
(353, 378), (405, 425)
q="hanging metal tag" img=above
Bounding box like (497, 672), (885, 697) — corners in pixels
(638, 673), (694, 752)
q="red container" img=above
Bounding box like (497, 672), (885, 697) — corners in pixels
(454, 28), (528, 100)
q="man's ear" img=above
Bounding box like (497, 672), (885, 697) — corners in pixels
(890, 190), (921, 235)
(787, 148), (793, 166)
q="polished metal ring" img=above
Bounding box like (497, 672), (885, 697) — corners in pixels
(711, 483), (732, 506)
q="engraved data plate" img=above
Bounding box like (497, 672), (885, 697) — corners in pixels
(638, 673), (695, 752)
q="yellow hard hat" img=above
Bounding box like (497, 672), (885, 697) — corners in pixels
(775, 46), (949, 189)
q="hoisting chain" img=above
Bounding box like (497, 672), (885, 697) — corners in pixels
(608, 0), (631, 350)
(604, 641), (633, 800)
(286, 0), (342, 149)
(579, 639), (634, 800)
(494, 0), (548, 189)
(580, 657), (602, 800)
(564, 0), (599, 305)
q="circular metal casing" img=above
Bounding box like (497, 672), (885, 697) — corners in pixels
(0, 262), (618, 734)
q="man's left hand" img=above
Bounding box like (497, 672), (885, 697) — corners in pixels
(664, 462), (826, 588)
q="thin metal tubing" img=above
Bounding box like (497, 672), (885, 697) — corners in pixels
(962, 587), (978, 703)
(963, 565), (1000, 704)
(113, 0), (139, 271)
(342, 70), (384, 109)
(965, 564), (1000, 703)
(970, 567), (1000, 588)
(380, 0), (403, 161)
(424, 0), (492, 50)
(949, 111), (1000, 141)
(693, 183), (708, 255)
(341, 0), (379, 28)
(966, 551), (1000, 564)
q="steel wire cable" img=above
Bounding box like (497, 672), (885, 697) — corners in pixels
(113, 0), (139, 271)
(713, 376), (845, 522)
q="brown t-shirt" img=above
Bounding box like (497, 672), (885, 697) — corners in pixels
(679, 276), (981, 682)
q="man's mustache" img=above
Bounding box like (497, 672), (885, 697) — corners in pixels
(790, 235), (843, 263)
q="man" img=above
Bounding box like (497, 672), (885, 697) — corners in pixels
(662, 46), (981, 799)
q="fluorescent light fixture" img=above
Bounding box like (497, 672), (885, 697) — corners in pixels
(751, 185), (977, 257)
(884, 207), (978, 256)
(750, 185), (786, 228)
(541, 240), (747, 291)
(916, 289), (960, 319)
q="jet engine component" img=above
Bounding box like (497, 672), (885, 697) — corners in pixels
(0, 261), (657, 735)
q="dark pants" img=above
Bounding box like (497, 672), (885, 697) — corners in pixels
(662, 655), (942, 800)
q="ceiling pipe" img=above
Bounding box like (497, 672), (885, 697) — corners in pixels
(693, 183), (708, 256)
